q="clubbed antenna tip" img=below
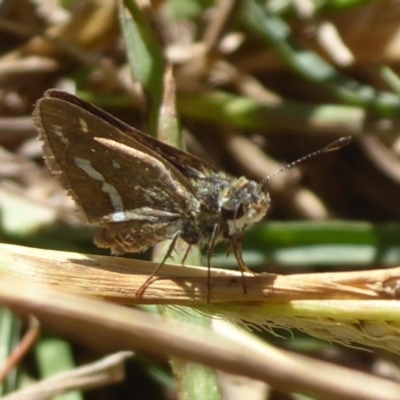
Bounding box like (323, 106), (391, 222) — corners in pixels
(322, 136), (352, 153)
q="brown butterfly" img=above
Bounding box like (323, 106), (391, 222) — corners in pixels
(34, 89), (350, 299)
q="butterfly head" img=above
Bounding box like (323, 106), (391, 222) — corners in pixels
(220, 177), (270, 235)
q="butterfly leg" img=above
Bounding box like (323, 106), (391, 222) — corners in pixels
(136, 232), (180, 298)
(230, 231), (254, 295)
(206, 222), (221, 303)
(180, 244), (192, 266)
(226, 243), (232, 257)
(226, 224), (247, 257)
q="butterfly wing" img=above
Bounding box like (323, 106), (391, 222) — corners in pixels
(42, 89), (220, 179)
(33, 93), (198, 226)
(94, 220), (181, 255)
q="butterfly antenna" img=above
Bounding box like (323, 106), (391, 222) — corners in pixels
(260, 136), (351, 185)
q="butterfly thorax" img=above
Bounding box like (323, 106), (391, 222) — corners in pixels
(180, 174), (270, 245)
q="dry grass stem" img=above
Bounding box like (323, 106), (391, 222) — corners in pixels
(2, 244), (400, 352)
(1, 243), (397, 304)
(2, 351), (133, 400)
(1, 279), (400, 400)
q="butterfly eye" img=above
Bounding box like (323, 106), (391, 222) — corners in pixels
(221, 202), (244, 220)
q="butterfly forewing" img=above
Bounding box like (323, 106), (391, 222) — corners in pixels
(33, 92), (197, 227)
(64, 136), (195, 222)
(42, 90), (220, 179)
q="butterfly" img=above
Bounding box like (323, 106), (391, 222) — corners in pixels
(34, 89), (350, 300)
